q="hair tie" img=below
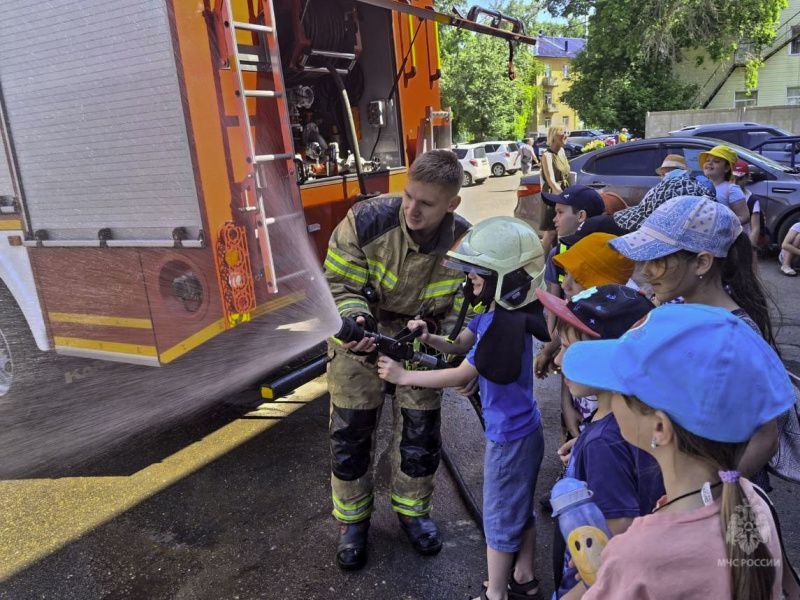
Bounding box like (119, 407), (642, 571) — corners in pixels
(719, 470), (741, 483)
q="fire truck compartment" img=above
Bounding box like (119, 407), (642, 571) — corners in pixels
(0, 0), (202, 242)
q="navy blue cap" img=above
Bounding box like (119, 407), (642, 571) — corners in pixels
(542, 185), (605, 219)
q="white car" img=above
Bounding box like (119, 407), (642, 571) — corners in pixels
(482, 141), (520, 177)
(453, 144), (491, 186)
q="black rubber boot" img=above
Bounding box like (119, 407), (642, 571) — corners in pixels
(336, 520), (370, 571)
(397, 514), (442, 556)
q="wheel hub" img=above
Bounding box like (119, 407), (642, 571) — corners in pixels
(0, 330), (12, 397)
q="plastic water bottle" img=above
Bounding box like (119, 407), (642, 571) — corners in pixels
(550, 478), (612, 587)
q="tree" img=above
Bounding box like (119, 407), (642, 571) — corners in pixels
(548, 0), (787, 135)
(436, 1), (540, 140)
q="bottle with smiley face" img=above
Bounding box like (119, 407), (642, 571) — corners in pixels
(551, 478), (612, 587)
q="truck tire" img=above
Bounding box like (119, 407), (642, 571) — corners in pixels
(0, 282), (55, 408)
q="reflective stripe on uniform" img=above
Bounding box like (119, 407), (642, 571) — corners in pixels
(418, 279), (462, 300)
(453, 296), (464, 312)
(367, 259), (398, 290)
(391, 492), (433, 517)
(336, 298), (370, 316)
(332, 493), (374, 522)
(325, 249), (369, 284)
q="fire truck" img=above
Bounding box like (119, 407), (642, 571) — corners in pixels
(0, 0), (536, 408)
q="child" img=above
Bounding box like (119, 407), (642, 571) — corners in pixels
(609, 195), (779, 490)
(535, 285), (664, 598)
(378, 216), (549, 600)
(551, 233), (636, 434)
(536, 187), (606, 445)
(560, 304), (796, 599)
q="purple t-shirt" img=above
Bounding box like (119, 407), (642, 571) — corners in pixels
(558, 413), (665, 597)
(466, 311), (540, 443)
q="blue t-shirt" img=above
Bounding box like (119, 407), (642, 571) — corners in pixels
(557, 413), (665, 597)
(544, 245), (564, 286)
(466, 311), (540, 443)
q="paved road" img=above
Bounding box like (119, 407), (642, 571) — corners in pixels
(0, 173), (798, 600)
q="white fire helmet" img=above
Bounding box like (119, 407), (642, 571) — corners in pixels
(444, 216), (546, 311)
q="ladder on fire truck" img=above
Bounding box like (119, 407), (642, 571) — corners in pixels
(218, 0), (299, 294)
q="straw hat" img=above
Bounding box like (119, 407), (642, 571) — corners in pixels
(656, 154), (688, 176)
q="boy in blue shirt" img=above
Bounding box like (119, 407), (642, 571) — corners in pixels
(378, 216), (550, 600)
(536, 285), (666, 598)
(535, 186), (606, 448)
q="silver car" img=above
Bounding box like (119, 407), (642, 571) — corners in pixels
(514, 136), (800, 245)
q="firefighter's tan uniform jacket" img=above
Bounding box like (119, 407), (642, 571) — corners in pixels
(324, 195), (470, 523)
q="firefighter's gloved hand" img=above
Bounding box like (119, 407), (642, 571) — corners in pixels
(341, 316), (377, 354)
(406, 319), (430, 344)
(376, 356), (407, 385)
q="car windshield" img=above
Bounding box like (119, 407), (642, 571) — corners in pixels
(473, 147), (487, 159)
(696, 138), (797, 173)
(454, 149), (468, 159)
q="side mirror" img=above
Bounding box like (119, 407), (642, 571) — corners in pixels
(750, 168), (768, 183)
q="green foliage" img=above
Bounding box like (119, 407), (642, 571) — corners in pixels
(435, 0), (582, 140)
(545, 0), (787, 133)
(436, 0), (541, 140)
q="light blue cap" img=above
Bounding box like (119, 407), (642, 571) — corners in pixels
(609, 195), (742, 261)
(562, 304), (794, 443)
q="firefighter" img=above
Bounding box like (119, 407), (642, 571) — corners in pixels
(325, 150), (470, 570)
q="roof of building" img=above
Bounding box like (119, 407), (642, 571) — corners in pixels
(535, 36), (586, 58)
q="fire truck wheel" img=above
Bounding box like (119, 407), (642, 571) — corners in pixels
(0, 283), (52, 407)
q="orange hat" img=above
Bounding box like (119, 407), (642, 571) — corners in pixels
(553, 233), (635, 288)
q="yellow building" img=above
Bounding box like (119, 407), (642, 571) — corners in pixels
(676, 0), (800, 109)
(533, 36), (586, 133)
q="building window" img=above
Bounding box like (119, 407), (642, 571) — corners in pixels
(562, 64), (570, 79)
(544, 91), (552, 104)
(544, 63), (552, 77)
(790, 25), (800, 55)
(788, 87), (800, 105)
(562, 116), (570, 127)
(734, 90), (758, 108)
(544, 117), (552, 128)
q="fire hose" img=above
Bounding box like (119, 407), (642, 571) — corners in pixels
(334, 317), (485, 529)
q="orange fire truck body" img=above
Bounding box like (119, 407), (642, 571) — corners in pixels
(0, 0), (536, 399)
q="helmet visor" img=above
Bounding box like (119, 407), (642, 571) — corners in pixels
(442, 257), (494, 276)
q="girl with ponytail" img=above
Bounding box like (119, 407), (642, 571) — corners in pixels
(608, 195), (779, 490)
(558, 304), (795, 599)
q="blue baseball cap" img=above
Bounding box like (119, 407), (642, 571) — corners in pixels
(541, 185), (606, 218)
(562, 304), (795, 443)
(609, 195), (742, 261)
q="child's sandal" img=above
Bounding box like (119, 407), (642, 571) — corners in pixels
(508, 575), (541, 599)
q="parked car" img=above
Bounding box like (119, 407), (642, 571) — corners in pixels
(532, 135), (583, 159)
(514, 136), (800, 247)
(482, 141), (520, 177)
(567, 129), (607, 146)
(669, 122), (799, 166)
(453, 143), (491, 186)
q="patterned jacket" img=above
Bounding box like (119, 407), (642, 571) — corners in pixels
(325, 196), (471, 335)
(612, 174), (716, 232)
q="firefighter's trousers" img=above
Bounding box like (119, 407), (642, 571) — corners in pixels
(328, 344), (442, 524)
